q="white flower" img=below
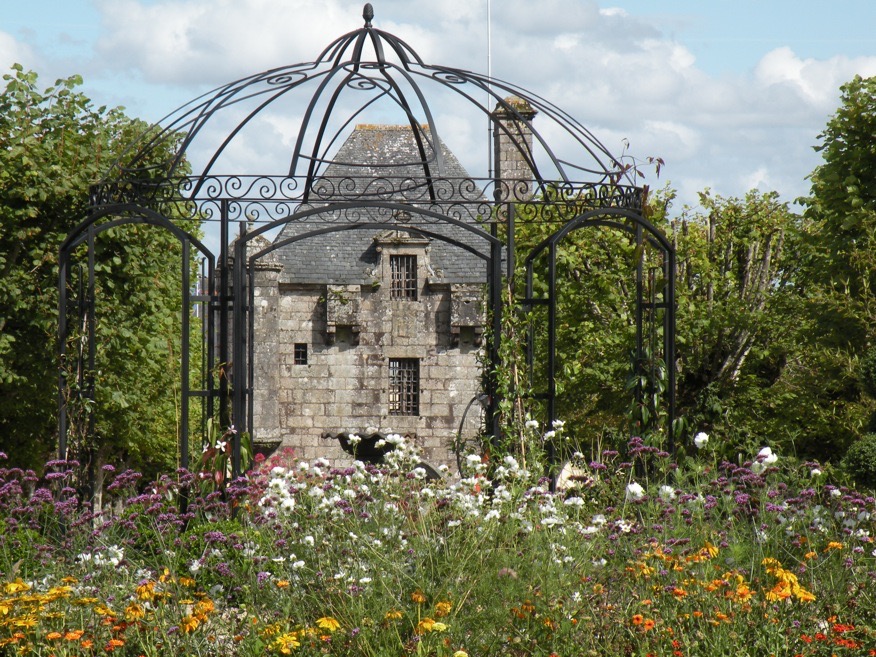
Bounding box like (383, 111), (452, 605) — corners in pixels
(525, 419), (540, 429)
(411, 467), (427, 480)
(543, 430), (556, 440)
(811, 468), (823, 478)
(694, 432), (709, 449)
(552, 419), (565, 429)
(658, 485), (676, 501)
(592, 514), (607, 526)
(757, 446), (778, 464)
(347, 433), (362, 445)
(189, 560), (202, 574)
(484, 509), (501, 521)
(625, 481), (645, 502)
(215, 440), (227, 451)
(563, 496), (585, 508)
(302, 535), (315, 546)
(292, 560), (306, 569)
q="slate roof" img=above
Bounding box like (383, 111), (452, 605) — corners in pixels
(273, 125), (490, 285)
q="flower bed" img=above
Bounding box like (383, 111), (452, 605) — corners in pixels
(1, 433), (875, 656)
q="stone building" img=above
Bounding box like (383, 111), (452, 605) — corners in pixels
(247, 123), (494, 470)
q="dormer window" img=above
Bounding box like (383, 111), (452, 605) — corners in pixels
(390, 255), (417, 300)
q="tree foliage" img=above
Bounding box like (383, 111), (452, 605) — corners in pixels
(0, 65), (200, 476)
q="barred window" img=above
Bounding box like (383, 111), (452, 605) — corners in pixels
(294, 343), (308, 365)
(389, 358), (419, 416)
(390, 254), (417, 300)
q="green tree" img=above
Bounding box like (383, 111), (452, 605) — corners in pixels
(789, 74), (876, 454)
(0, 65), (200, 477)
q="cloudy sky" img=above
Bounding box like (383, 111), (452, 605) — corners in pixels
(4, 0), (876, 217)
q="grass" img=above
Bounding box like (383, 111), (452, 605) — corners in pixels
(1, 429), (875, 656)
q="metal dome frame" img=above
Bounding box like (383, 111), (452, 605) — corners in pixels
(58, 3), (676, 481)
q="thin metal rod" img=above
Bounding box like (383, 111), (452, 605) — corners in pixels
(181, 239), (190, 472)
(219, 200), (230, 428)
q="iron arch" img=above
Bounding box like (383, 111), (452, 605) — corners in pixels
(58, 204), (216, 483)
(522, 207), (676, 463)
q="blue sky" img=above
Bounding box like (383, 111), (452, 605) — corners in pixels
(3, 0), (876, 217)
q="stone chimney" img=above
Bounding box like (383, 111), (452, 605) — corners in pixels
(492, 96), (538, 202)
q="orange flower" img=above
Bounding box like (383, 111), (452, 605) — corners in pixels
(643, 619), (656, 631)
(64, 630), (84, 641)
(411, 590), (426, 604)
(385, 609), (403, 620)
(435, 601), (452, 617)
(45, 632), (63, 640)
(276, 580), (290, 589)
(631, 614), (644, 626)
(104, 638), (125, 651)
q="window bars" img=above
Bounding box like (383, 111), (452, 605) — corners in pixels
(390, 255), (417, 300)
(389, 358), (419, 415)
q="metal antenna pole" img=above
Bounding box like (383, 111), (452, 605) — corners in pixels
(487, 0), (493, 178)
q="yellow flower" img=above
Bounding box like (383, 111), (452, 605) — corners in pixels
(125, 603), (146, 621)
(411, 590), (426, 604)
(825, 541), (844, 552)
(416, 617), (436, 634)
(136, 581), (157, 601)
(11, 616), (37, 628)
(4, 580), (30, 595)
(431, 621), (448, 632)
(434, 601), (452, 617)
(316, 616), (341, 632)
(180, 615), (200, 633)
(453, 651), (469, 657)
(384, 609), (403, 620)
(271, 632), (301, 654)
(702, 541), (719, 558)
(195, 598), (215, 617)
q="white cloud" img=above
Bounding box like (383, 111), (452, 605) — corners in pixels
(755, 46), (876, 110)
(41, 0), (874, 212)
(0, 31), (36, 72)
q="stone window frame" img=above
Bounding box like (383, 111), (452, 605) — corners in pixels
(294, 343), (308, 365)
(388, 357), (420, 416)
(390, 254), (418, 300)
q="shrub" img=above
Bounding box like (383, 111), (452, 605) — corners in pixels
(861, 345), (876, 399)
(842, 432), (876, 490)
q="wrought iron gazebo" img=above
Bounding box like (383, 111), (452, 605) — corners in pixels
(58, 3), (676, 478)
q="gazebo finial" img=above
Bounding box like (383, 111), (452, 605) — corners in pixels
(363, 3), (374, 27)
